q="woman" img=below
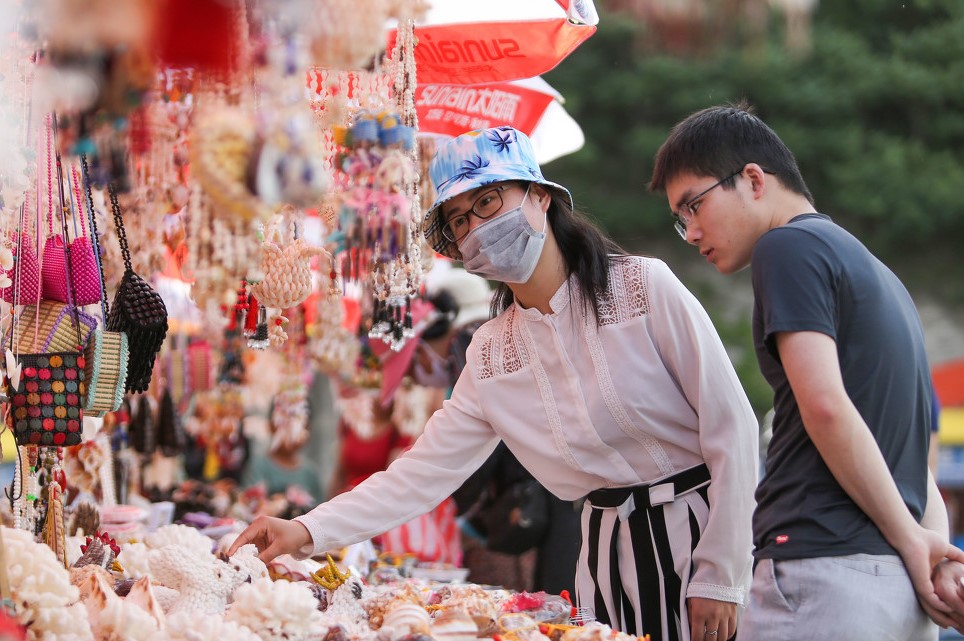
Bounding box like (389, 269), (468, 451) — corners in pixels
(229, 127), (758, 641)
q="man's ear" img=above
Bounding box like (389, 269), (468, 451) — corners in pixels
(744, 163), (768, 199)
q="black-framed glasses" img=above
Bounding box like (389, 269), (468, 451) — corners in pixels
(441, 184), (513, 243)
(672, 169), (743, 240)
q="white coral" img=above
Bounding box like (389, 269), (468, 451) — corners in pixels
(2, 526), (94, 641)
(117, 541), (152, 579)
(145, 524), (214, 556)
(150, 611), (263, 641)
(226, 578), (325, 641)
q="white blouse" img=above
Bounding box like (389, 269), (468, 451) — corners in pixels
(296, 256), (758, 604)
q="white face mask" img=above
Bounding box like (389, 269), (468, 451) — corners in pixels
(458, 185), (547, 283)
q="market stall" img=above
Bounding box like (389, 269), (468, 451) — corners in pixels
(0, 1), (628, 639)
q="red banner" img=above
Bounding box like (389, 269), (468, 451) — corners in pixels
(415, 82), (555, 137)
(387, 19), (595, 85)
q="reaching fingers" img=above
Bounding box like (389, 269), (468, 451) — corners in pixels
(259, 540), (284, 564)
(226, 528), (253, 557)
(228, 517), (271, 557)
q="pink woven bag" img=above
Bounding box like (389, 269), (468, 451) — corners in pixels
(41, 164), (103, 306)
(67, 235), (101, 305)
(41, 234), (69, 302)
(1, 232), (41, 304)
(68, 164), (102, 305)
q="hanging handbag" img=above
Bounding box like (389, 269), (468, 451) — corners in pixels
(1, 228), (41, 305)
(6, 350), (86, 446)
(41, 114), (72, 303)
(6, 149), (88, 447)
(105, 182), (168, 394)
(13, 300), (97, 354)
(41, 161), (102, 305)
(67, 163), (103, 305)
(80, 156), (130, 415)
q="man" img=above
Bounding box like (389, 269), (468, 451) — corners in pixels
(649, 102), (963, 639)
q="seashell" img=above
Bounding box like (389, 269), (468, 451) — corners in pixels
(83, 569), (120, 620)
(383, 603), (432, 636)
(431, 608), (479, 641)
(125, 575), (166, 627)
(69, 563), (113, 600)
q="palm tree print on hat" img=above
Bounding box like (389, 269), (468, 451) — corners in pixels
(454, 155), (490, 182)
(487, 128), (516, 152)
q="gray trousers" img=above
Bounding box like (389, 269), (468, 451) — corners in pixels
(737, 555), (937, 641)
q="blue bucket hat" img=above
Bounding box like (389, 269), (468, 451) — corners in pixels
(423, 126), (573, 260)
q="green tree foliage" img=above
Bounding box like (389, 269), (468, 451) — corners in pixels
(545, 0), (964, 280)
(543, 1), (964, 415)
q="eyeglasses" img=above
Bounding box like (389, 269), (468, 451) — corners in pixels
(441, 184), (514, 243)
(672, 169), (743, 240)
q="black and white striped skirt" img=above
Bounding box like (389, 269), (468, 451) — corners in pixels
(575, 464), (711, 641)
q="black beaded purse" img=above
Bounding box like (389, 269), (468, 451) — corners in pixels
(105, 185), (168, 393)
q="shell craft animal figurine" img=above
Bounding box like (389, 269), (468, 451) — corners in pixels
(250, 237), (327, 309)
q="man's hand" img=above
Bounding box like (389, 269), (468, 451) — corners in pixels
(687, 596), (737, 641)
(227, 515), (313, 563)
(894, 526), (964, 629)
(930, 559), (964, 632)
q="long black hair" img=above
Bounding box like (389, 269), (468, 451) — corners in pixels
(490, 186), (628, 323)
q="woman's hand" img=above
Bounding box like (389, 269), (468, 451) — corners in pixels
(687, 596), (737, 641)
(227, 515), (313, 563)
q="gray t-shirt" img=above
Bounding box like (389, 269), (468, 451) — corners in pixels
(751, 213), (931, 560)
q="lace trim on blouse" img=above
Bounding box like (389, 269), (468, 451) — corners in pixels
(475, 306), (529, 380)
(597, 256), (650, 325)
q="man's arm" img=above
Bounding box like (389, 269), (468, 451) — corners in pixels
(921, 471), (949, 541)
(775, 330), (962, 622)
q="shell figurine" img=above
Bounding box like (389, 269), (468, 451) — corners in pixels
(73, 532), (120, 570)
(381, 603), (432, 637)
(250, 237), (327, 309)
(431, 609), (479, 641)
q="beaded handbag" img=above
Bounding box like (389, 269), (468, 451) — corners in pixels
(80, 156), (129, 415)
(6, 351), (86, 446)
(40, 146), (103, 306)
(6, 190), (88, 448)
(67, 163), (104, 306)
(0, 232), (41, 305)
(105, 184), (168, 394)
